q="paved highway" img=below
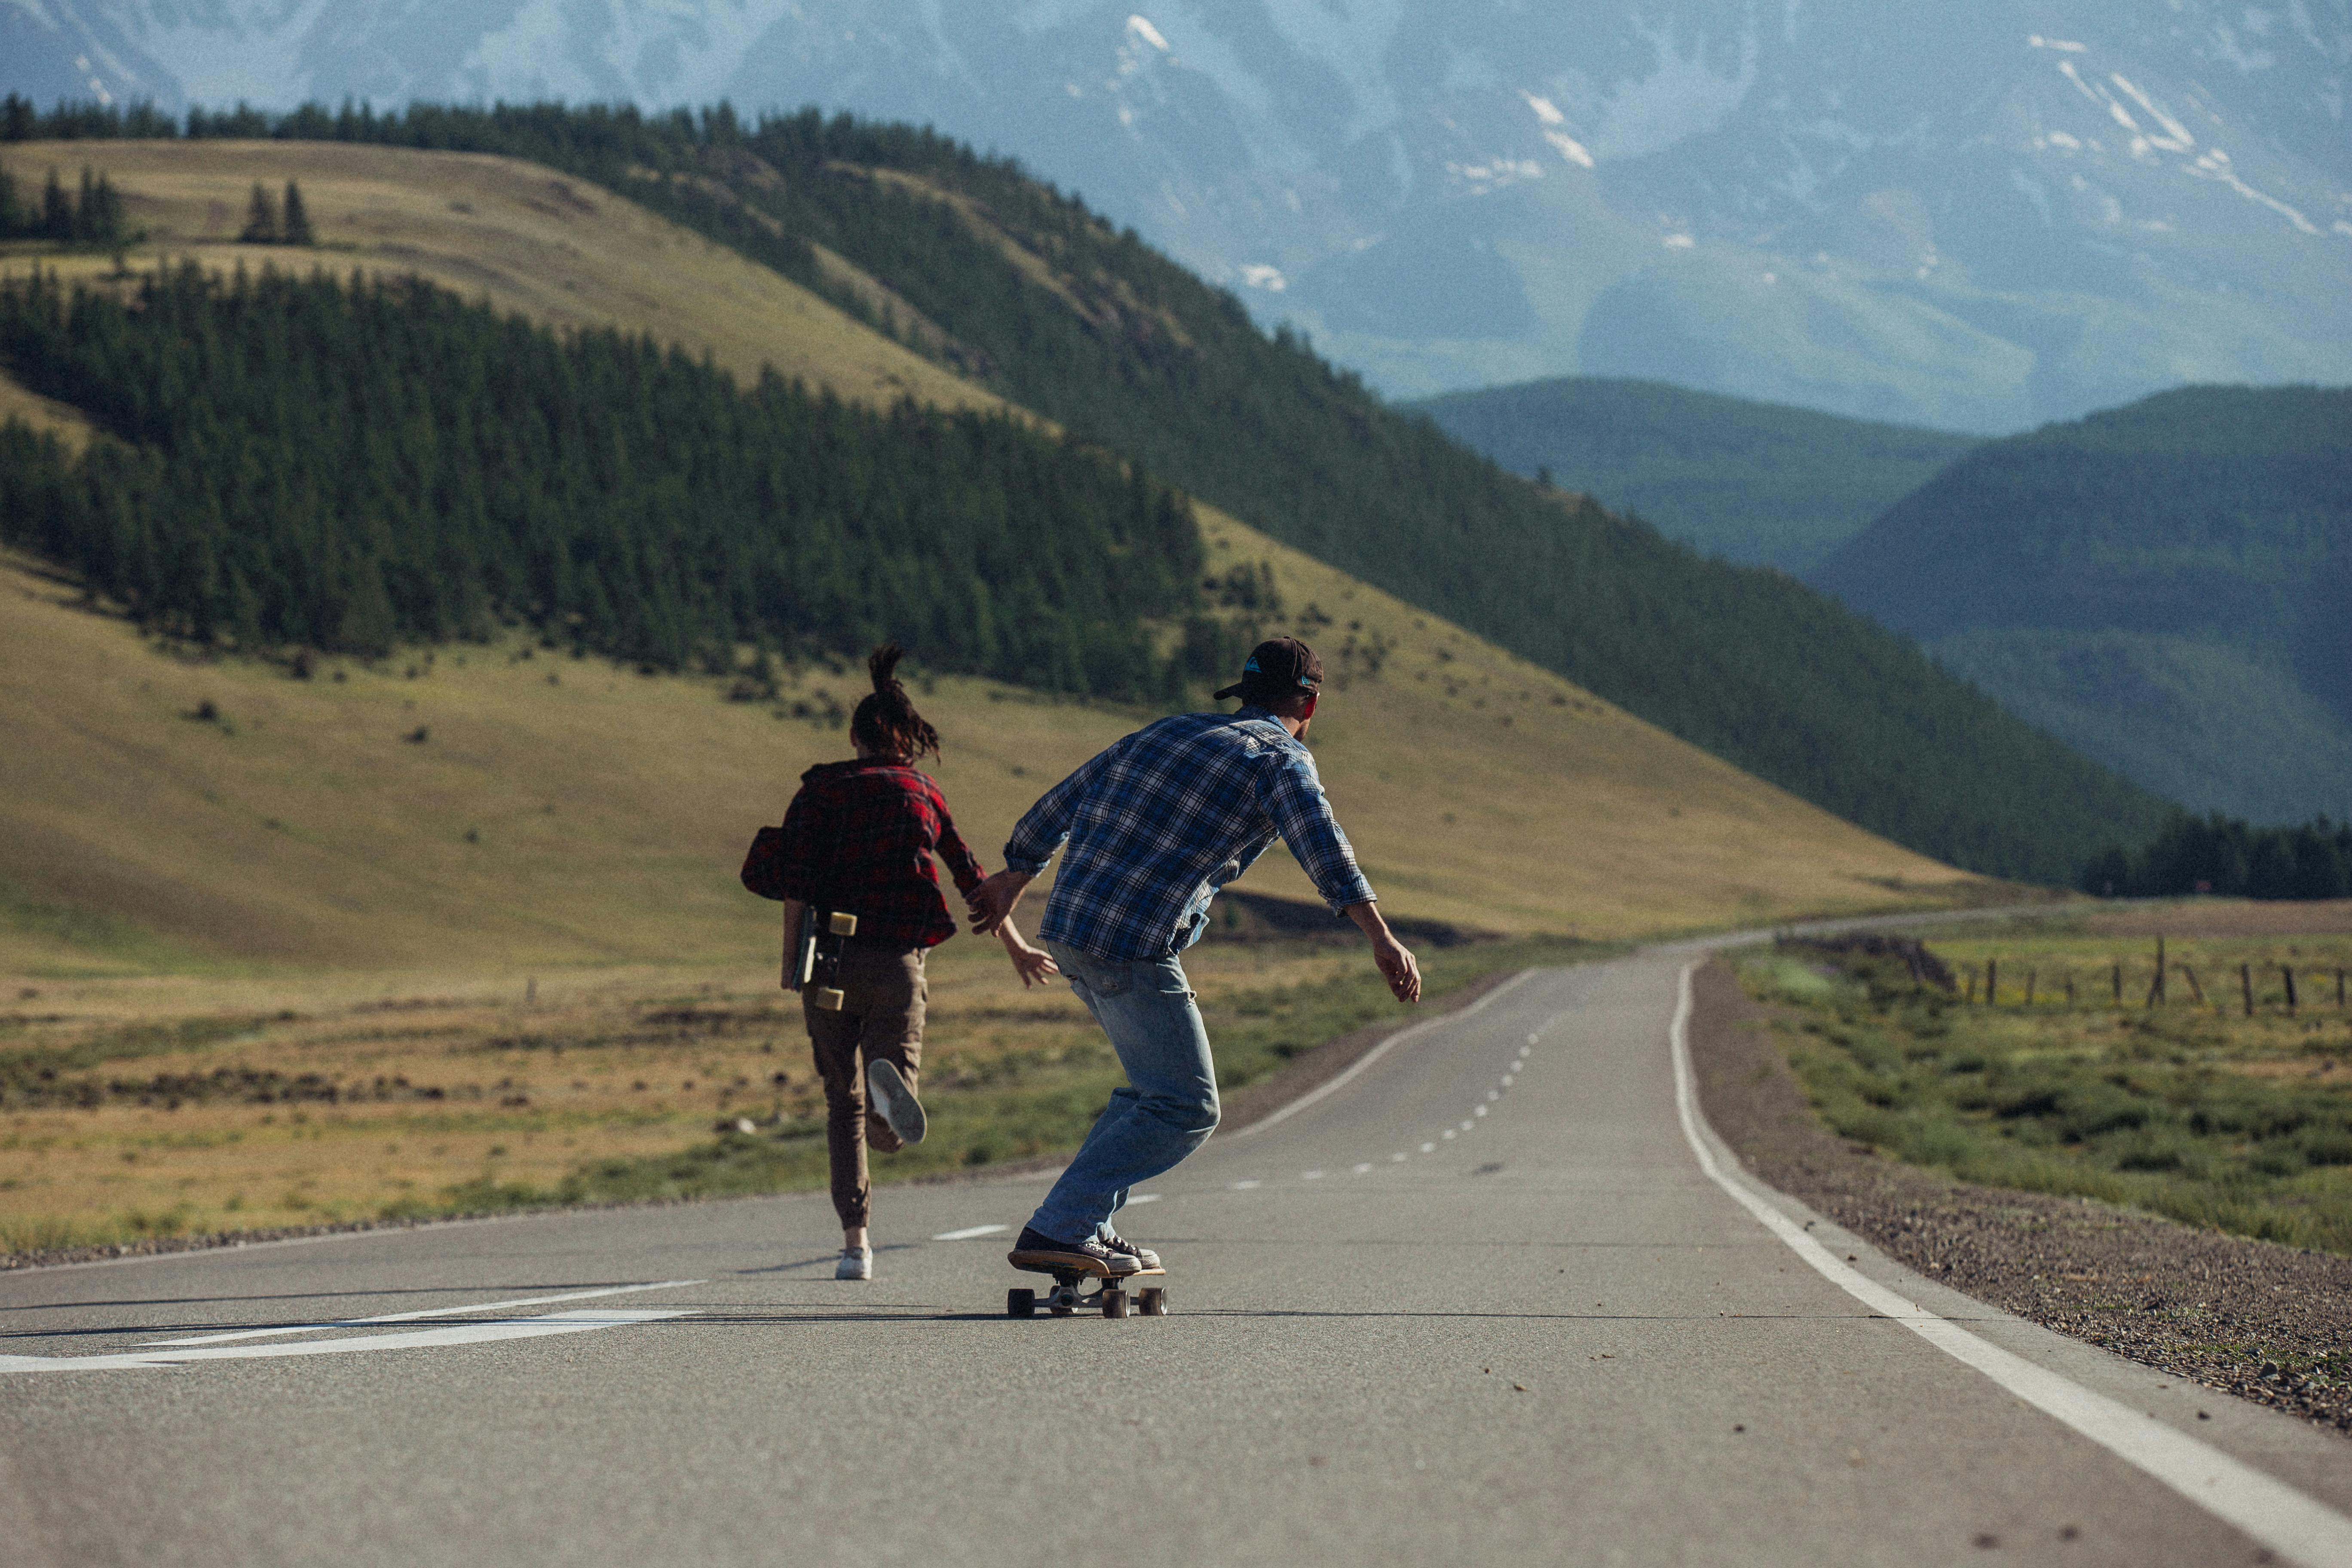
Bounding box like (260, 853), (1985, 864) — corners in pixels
(5, 948), (2349, 1566)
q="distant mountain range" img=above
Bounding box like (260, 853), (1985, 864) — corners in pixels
(4, 0), (2349, 432)
(1809, 385), (2352, 824)
(1411, 378), (1978, 573)
(1423, 374), (2350, 824)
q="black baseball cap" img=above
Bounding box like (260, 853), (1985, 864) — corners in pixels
(1214, 635), (1323, 702)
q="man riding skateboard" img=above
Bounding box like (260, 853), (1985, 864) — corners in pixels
(968, 635), (1422, 1279)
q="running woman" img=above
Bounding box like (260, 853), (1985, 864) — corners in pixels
(967, 635), (1420, 1277)
(744, 646), (1057, 1280)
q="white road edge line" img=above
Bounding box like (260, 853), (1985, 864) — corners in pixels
(1228, 969), (1539, 1139)
(144, 1279), (706, 1346)
(931, 1224), (1011, 1242)
(1668, 961), (2352, 1568)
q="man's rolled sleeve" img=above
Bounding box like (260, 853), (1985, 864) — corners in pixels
(1260, 752), (1376, 913)
(1003, 751), (1106, 874)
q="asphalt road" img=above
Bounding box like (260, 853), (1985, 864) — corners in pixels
(5, 948), (2349, 1567)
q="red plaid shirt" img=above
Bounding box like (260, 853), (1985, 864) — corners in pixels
(741, 759), (986, 949)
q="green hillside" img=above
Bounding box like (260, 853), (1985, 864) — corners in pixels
(1810, 386), (2352, 822)
(0, 137), (1988, 974)
(0, 265), (1206, 698)
(1409, 376), (1978, 573)
(3, 101), (2176, 883)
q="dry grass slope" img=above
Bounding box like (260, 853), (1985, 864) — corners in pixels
(0, 139), (1003, 416)
(0, 139), (1988, 978)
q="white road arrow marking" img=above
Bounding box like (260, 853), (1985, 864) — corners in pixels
(0, 1308), (694, 1374)
(146, 1279), (704, 1346)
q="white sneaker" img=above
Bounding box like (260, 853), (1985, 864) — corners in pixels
(836, 1246), (873, 1281)
(866, 1059), (928, 1145)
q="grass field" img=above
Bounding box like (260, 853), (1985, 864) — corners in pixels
(0, 934), (1595, 1255)
(0, 140), (1994, 1254)
(1740, 905), (2352, 1254)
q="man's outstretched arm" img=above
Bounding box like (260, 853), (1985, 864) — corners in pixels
(975, 741), (1123, 935)
(1256, 753), (1416, 1004)
(1344, 900), (1421, 1004)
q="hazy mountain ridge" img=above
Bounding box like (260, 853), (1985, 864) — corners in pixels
(1809, 384), (2352, 822)
(1409, 376), (1979, 572)
(6, 0), (2347, 429)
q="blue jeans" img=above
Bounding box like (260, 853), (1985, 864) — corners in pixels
(1028, 941), (1220, 1243)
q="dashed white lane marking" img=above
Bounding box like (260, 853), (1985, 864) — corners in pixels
(1230, 1180), (1262, 1190)
(1418, 1142), (1436, 1154)
(144, 1279), (705, 1347)
(1302, 1170), (1325, 1180)
(1124, 1194), (1161, 1205)
(1, 1309), (694, 1374)
(1351, 1162), (1373, 1174)
(1669, 962), (2352, 1568)
(932, 1224), (1011, 1242)
(1228, 969), (1538, 1139)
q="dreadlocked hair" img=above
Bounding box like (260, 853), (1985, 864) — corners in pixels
(850, 643), (941, 763)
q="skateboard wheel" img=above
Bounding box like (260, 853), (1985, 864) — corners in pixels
(1102, 1289), (1128, 1319)
(1138, 1287), (1167, 1316)
(1008, 1288), (1035, 1319)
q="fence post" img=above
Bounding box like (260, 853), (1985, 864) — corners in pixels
(2180, 965), (2208, 1009)
(2111, 963), (2122, 1004)
(2025, 969), (2038, 1006)
(2065, 974), (2076, 1009)
(1987, 957), (1998, 1007)
(2284, 966), (2298, 1015)
(2241, 962), (2255, 1017)
(2152, 937), (2166, 1005)
(1965, 967), (1978, 1004)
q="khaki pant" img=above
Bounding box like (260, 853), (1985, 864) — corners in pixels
(804, 946), (927, 1230)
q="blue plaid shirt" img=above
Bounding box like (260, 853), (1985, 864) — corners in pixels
(1004, 706), (1378, 961)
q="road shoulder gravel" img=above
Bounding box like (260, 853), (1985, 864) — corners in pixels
(1687, 955), (2352, 1439)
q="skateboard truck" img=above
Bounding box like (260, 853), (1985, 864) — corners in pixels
(788, 909), (858, 1010)
(1007, 1263), (1168, 1320)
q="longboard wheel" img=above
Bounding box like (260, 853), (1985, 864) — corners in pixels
(1138, 1287), (1167, 1316)
(1007, 1288), (1035, 1319)
(1102, 1289), (1128, 1319)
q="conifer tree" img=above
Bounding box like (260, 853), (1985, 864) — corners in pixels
(0, 166), (17, 237)
(85, 172), (124, 245)
(40, 169), (70, 241)
(239, 181), (278, 243)
(280, 180), (313, 245)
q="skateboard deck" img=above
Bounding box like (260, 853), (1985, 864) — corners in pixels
(1006, 1256), (1169, 1319)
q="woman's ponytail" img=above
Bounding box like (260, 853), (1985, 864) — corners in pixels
(850, 643), (942, 763)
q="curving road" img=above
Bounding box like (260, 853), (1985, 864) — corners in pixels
(5, 947), (2349, 1566)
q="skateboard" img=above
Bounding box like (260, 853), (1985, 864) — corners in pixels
(1006, 1256), (1170, 1319)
